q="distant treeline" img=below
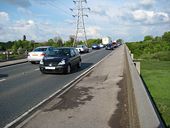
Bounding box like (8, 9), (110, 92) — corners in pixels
(126, 31), (170, 61)
(0, 36), (102, 55)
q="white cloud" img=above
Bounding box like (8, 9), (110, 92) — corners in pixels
(0, 0), (170, 42)
(0, 12), (9, 24)
(6, 20), (37, 41)
(131, 10), (170, 24)
(12, 20), (36, 32)
(86, 26), (101, 38)
(139, 0), (155, 6)
(27, 20), (34, 25)
(132, 10), (148, 21)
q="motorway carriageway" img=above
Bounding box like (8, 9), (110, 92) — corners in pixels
(0, 49), (112, 128)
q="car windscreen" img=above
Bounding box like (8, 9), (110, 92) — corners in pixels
(77, 45), (83, 48)
(33, 47), (47, 52)
(47, 49), (70, 57)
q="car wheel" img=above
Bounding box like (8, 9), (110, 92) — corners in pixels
(31, 61), (35, 64)
(40, 70), (46, 74)
(77, 61), (81, 68)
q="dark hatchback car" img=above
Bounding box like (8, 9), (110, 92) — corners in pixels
(105, 43), (114, 50)
(39, 47), (81, 74)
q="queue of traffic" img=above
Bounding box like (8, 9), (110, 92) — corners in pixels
(27, 42), (122, 74)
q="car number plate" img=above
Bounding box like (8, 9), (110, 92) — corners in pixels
(45, 67), (55, 70)
(32, 54), (38, 56)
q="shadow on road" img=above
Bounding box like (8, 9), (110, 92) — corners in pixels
(39, 62), (94, 75)
(71, 62), (94, 73)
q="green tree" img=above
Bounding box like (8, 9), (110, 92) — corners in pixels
(87, 38), (102, 47)
(154, 36), (162, 43)
(162, 31), (170, 43)
(64, 41), (72, 47)
(12, 44), (17, 54)
(69, 35), (75, 44)
(116, 39), (124, 44)
(11, 41), (19, 54)
(46, 39), (55, 46)
(0, 45), (2, 50)
(57, 37), (63, 47)
(17, 47), (23, 55)
(53, 36), (63, 47)
(23, 35), (26, 41)
(144, 35), (153, 41)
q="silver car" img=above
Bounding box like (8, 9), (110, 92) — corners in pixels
(27, 46), (54, 64)
(76, 45), (89, 53)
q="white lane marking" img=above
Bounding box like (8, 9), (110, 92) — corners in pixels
(35, 68), (39, 71)
(81, 49), (104, 57)
(22, 68), (39, 74)
(0, 79), (6, 82)
(0, 50), (102, 83)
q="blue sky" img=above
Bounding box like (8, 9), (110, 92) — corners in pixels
(0, 0), (170, 42)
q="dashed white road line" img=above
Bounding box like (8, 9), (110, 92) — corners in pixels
(34, 68), (39, 71)
(0, 79), (6, 82)
(81, 49), (104, 57)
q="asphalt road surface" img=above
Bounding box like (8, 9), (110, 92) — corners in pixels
(0, 49), (112, 128)
(19, 45), (131, 128)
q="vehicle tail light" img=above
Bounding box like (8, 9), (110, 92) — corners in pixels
(40, 53), (46, 56)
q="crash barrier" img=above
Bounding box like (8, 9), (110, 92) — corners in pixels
(125, 45), (165, 128)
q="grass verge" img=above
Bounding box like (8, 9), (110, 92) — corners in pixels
(141, 60), (170, 127)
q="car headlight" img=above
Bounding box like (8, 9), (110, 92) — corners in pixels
(58, 59), (66, 65)
(40, 59), (44, 65)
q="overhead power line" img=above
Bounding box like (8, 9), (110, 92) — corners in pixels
(47, 1), (72, 17)
(56, 0), (71, 9)
(71, 0), (90, 46)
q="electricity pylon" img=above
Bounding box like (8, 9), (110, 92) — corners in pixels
(71, 0), (90, 47)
